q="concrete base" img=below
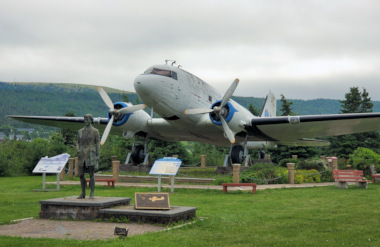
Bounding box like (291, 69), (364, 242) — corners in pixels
(355, 182), (368, 189)
(335, 182), (348, 189)
(335, 181), (368, 189)
(100, 205), (197, 224)
(39, 196), (131, 220)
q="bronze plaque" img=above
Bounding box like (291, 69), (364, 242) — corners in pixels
(134, 193), (170, 210)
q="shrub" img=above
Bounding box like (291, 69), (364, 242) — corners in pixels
(213, 176), (233, 185)
(297, 159), (326, 171)
(294, 169), (322, 184)
(240, 165), (288, 185)
(320, 170), (334, 182)
(0, 140), (30, 176)
(348, 147), (380, 176)
(278, 158), (299, 168)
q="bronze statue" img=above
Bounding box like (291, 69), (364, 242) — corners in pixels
(77, 114), (100, 199)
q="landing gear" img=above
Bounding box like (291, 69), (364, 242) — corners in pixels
(223, 136), (252, 167)
(258, 149), (266, 159)
(231, 145), (244, 164)
(125, 137), (151, 166)
(131, 144), (145, 164)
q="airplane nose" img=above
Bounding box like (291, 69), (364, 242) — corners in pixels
(134, 74), (155, 97)
(134, 75), (145, 93)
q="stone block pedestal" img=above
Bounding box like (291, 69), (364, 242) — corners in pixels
(39, 196), (131, 220)
(100, 205), (197, 224)
(39, 196), (196, 224)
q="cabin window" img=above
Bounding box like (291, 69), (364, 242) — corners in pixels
(144, 68), (178, 80)
(209, 96), (212, 102)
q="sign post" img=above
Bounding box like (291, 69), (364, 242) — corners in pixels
(149, 157), (182, 192)
(32, 153), (70, 191)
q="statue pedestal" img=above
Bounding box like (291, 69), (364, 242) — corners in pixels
(39, 196), (196, 224)
(39, 196), (131, 220)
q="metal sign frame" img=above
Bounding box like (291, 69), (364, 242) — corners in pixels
(149, 157), (182, 192)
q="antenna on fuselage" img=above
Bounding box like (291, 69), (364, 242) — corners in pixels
(165, 59), (176, 66)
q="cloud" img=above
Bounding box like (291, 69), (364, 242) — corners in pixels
(1, 0), (380, 99)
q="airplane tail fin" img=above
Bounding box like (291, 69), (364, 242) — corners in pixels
(260, 91), (276, 117)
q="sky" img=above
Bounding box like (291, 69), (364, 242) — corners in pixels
(1, 0), (380, 100)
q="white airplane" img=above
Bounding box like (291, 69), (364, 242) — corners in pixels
(8, 60), (380, 165)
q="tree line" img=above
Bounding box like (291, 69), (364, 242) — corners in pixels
(1, 83), (380, 177)
(269, 87), (380, 175)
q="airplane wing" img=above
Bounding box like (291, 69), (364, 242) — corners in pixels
(7, 114), (231, 146)
(8, 112), (380, 148)
(247, 112), (380, 143)
(6, 115), (119, 134)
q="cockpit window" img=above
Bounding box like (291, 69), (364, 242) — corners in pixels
(144, 68), (177, 80)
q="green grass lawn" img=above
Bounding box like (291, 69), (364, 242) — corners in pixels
(0, 176), (379, 246)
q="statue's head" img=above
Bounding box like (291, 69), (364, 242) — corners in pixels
(84, 114), (93, 126)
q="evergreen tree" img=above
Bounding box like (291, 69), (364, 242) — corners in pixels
(360, 88), (373, 113)
(340, 87), (362, 113)
(280, 94), (294, 116)
(248, 103), (260, 116)
(327, 87), (380, 159)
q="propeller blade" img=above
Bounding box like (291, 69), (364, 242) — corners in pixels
(98, 87), (114, 109)
(117, 104), (146, 115)
(221, 78), (239, 107)
(184, 108), (214, 115)
(100, 115), (114, 145)
(220, 117), (235, 144)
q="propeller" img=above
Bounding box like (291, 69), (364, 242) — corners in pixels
(98, 87), (146, 145)
(184, 78), (239, 143)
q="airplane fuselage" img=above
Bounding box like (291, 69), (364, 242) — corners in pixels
(133, 64), (263, 147)
(134, 64), (220, 123)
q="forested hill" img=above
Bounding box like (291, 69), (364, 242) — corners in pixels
(0, 82), (139, 126)
(2, 82), (380, 127)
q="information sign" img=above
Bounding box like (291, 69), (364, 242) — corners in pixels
(33, 153), (70, 174)
(149, 157), (182, 176)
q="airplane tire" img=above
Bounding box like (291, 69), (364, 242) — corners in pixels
(131, 144), (145, 165)
(231, 145), (244, 164)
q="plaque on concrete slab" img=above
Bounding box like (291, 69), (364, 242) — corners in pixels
(100, 205), (197, 224)
(135, 192), (170, 210)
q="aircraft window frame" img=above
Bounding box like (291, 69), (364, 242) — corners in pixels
(144, 68), (178, 80)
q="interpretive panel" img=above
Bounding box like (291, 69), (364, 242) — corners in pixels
(135, 192), (170, 210)
(33, 153), (70, 174)
(149, 157), (182, 176)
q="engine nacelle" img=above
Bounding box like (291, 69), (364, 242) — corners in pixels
(107, 102), (151, 139)
(108, 102), (131, 126)
(209, 99), (253, 135)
